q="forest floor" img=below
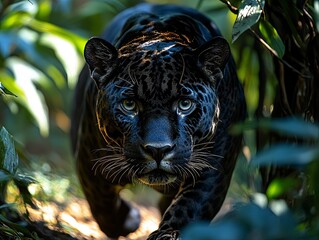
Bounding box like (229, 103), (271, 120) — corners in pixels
(25, 198), (161, 240)
(5, 195), (232, 240)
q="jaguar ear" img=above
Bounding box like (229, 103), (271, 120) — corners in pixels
(196, 37), (230, 83)
(84, 37), (118, 87)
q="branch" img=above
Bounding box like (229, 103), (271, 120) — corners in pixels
(249, 29), (312, 79)
(219, 0), (238, 14)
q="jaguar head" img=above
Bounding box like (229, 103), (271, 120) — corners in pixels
(84, 35), (230, 189)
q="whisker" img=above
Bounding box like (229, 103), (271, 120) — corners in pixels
(114, 165), (130, 183)
(93, 146), (123, 152)
(193, 141), (215, 147)
(193, 152), (224, 159)
(186, 167), (196, 187)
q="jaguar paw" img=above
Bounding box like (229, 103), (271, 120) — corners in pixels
(123, 205), (141, 234)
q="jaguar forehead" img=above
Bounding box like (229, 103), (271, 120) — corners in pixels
(120, 47), (188, 103)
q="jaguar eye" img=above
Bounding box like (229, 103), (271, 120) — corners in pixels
(177, 99), (193, 112)
(121, 99), (137, 112)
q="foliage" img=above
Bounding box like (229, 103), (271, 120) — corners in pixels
(0, 0), (84, 136)
(182, 202), (300, 240)
(182, 118), (319, 239)
(182, 0), (319, 238)
(232, 0), (265, 42)
(0, 126), (38, 238)
(0, 0), (134, 238)
(0, 0), (318, 239)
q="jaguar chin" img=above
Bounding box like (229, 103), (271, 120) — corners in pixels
(137, 170), (177, 186)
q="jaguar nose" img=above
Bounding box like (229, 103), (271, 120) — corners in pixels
(142, 144), (175, 163)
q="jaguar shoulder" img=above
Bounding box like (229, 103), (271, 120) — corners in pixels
(71, 3), (246, 239)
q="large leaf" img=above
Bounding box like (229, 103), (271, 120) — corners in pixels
(0, 31), (67, 86)
(252, 144), (319, 166)
(232, 0), (265, 42)
(26, 18), (86, 55)
(1, 31), (68, 86)
(7, 58), (49, 136)
(259, 20), (285, 58)
(26, 42), (68, 88)
(0, 127), (19, 175)
(1, 14), (85, 55)
(231, 118), (319, 140)
(182, 203), (297, 239)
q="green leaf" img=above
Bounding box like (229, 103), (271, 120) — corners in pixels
(26, 18), (86, 55)
(182, 221), (243, 240)
(98, 0), (126, 12)
(183, 203), (298, 239)
(252, 144), (319, 166)
(0, 202), (15, 210)
(0, 215), (31, 236)
(259, 20), (285, 58)
(266, 178), (298, 199)
(1, 32), (68, 87)
(0, 127), (19, 175)
(1, 14), (85, 55)
(0, 226), (21, 237)
(26, 42), (68, 87)
(232, 0), (265, 42)
(15, 174), (37, 185)
(0, 82), (17, 97)
(14, 174), (37, 208)
(231, 118), (319, 140)
(262, 118), (319, 140)
(7, 58), (50, 136)
(0, 170), (12, 182)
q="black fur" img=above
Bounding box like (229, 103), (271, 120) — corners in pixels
(71, 3), (246, 239)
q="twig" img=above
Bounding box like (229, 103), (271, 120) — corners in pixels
(277, 60), (293, 115)
(249, 28), (312, 79)
(219, 0), (238, 14)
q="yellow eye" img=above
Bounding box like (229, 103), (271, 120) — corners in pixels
(178, 99), (193, 112)
(121, 99), (137, 112)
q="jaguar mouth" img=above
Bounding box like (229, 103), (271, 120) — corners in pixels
(137, 169), (177, 186)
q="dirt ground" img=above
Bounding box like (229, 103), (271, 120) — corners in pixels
(27, 198), (160, 240)
(26, 196), (232, 240)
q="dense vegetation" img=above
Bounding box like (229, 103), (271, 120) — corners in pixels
(0, 0), (318, 239)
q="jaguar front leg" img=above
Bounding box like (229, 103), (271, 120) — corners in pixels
(86, 183), (140, 238)
(148, 169), (230, 240)
(77, 157), (141, 238)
